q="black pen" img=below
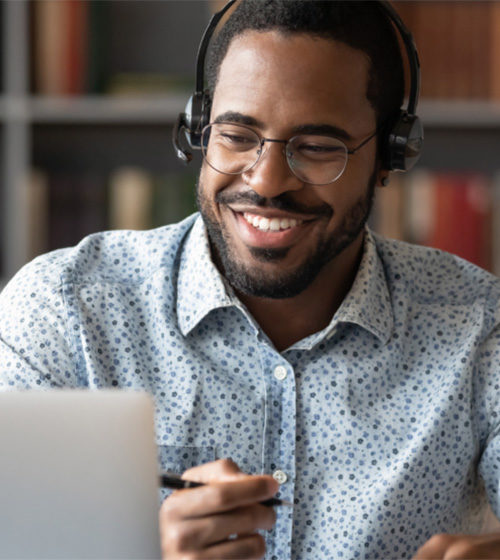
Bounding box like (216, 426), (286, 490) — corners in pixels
(159, 471), (293, 508)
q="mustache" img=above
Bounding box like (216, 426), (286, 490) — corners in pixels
(215, 189), (333, 218)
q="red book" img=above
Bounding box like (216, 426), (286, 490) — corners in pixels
(427, 173), (456, 253)
(65, 0), (88, 95)
(428, 173), (492, 269)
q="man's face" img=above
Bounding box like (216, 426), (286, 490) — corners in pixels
(197, 31), (381, 299)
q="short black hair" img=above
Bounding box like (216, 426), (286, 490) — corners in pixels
(206, 0), (405, 144)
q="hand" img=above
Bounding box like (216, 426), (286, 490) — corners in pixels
(159, 458), (279, 559)
(412, 533), (500, 559)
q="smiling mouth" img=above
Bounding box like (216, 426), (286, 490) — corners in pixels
(242, 212), (304, 232)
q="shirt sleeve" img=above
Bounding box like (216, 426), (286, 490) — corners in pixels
(0, 254), (81, 390)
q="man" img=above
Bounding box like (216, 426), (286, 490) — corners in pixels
(1, 1), (500, 559)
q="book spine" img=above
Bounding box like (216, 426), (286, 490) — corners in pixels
(371, 174), (405, 241)
(27, 170), (50, 259)
(404, 169), (436, 246)
(490, 2), (500, 100)
(87, 1), (109, 94)
(426, 173), (492, 269)
(49, 173), (106, 250)
(34, 0), (70, 95)
(109, 168), (153, 231)
(66, 0), (88, 95)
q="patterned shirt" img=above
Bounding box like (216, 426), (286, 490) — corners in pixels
(1, 213), (500, 560)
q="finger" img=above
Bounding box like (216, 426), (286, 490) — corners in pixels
(162, 474), (279, 519)
(182, 458), (245, 483)
(171, 504), (276, 549)
(443, 534), (500, 560)
(190, 533), (266, 560)
(412, 534), (459, 559)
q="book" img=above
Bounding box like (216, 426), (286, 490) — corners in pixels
(490, 2), (500, 100)
(34, 0), (69, 95)
(87, 1), (109, 93)
(66, 0), (88, 95)
(151, 172), (197, 229)
(108, 167), (153, 231)
(404, 168), (436, 247)
(106, 73), (193, 97)
(392, 1), (493, 100)
(33, 0), (89, 96)
(48, 173), (107, 250)
(27, 169), (50, 260)
(406, 170), (492, 270)
(434, 173), (491, 269)
(370, 173), (405, 241)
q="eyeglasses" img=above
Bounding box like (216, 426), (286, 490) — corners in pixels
(200, 122), (377, 186)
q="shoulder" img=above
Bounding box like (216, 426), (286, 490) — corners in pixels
(0, 214), (200, 321)
(15, 214), (198, 289)
(372, 232), (500, 327)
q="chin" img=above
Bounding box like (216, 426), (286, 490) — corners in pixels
(196, 167), (376, 299)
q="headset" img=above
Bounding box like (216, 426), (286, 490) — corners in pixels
(173, 0), (423, 173)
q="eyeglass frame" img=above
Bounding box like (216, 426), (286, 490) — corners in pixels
(200, 121), (379, 186)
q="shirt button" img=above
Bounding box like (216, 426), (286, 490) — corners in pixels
(272, 470), (288, 484)
(273, 365), (287, 380)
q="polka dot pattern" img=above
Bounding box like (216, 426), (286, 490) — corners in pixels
(1, 213), (499, 559)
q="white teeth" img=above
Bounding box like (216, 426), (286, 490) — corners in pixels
(258, 217), (270, 231)
(242, 212), (303, 231)
(269, 218), (280, 231)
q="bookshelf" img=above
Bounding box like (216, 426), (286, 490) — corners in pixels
(0, 0), (209, 287)
(1, 1), (500, 289)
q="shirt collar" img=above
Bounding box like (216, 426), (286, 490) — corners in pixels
(177, 218), (393, 345)
(326, 227), (394, 346)
(176, 216), (237, 336)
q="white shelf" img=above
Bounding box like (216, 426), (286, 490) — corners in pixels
(419, 100), (500, 127)
(2, 96), (500, 127)
(0, 94), (188, 124)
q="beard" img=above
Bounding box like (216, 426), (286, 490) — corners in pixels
(196, 169), (376, 299)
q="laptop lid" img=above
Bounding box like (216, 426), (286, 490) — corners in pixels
(0, 390), (161, 559)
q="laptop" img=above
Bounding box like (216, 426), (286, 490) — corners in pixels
(0, 390), (162, 559)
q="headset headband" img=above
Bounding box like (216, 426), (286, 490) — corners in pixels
(195, 0), (237, 95)
(377, 1), (420, 115)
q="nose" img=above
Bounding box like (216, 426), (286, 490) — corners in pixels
(241, 141), (304, 199)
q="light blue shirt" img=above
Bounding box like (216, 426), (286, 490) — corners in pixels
(1, 213), (500, 560)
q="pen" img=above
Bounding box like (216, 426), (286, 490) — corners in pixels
(159, 471), (293, 508)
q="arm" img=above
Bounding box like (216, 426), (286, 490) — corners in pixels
(0, 254), (80, 389)
(412, 533), (500, 559)
(413, 320), (500, 559)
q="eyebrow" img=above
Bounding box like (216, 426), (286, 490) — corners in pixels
(213, 111), (263, 128)
(212, 111), (354, 142)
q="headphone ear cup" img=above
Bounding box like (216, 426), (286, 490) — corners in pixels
(182, 93), (212, 150)
(385, 111), (423, 172)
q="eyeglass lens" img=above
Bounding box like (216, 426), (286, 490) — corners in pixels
(201, 123), (349, 185)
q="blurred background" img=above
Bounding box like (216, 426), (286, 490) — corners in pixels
(1, 0), (500, 289)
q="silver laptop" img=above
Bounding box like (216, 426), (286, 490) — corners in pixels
(0, 390), (162, 559)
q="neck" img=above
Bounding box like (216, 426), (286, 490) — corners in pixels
(237, 232), (365, 352)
